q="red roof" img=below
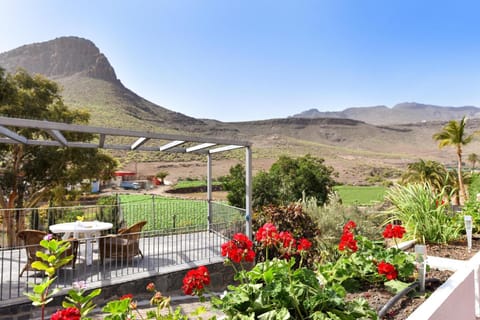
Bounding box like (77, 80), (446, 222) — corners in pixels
(114, 171), (136, 177)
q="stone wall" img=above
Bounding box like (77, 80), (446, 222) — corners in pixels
(0, 261), (235, 320)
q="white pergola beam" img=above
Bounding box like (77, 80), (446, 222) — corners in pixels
(209, 145), (243, 154)
(186, 143), (216, 153)
(47, 129), (68, 146)
(0, 125), (28, 144)
(159, 140), (185, 151)
(131, 137), (149, 150)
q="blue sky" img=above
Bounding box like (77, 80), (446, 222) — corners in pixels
(1, 1), (480, 122)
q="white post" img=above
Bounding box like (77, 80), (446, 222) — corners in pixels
(245, 146), (253, 239)
(415, 244), (427, 293)
(207, 153), (212, 231)
(465, 215), (473, 252)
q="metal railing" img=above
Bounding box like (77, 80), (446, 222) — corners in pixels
(0, 198), (245, 303)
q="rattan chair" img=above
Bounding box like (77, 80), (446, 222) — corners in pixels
(17, 230), (78, 277)
(99, 220), (147, 264)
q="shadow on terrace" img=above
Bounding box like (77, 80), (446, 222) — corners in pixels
(0, 198), (245, 304)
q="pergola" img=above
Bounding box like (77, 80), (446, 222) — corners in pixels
(0, 116), (253, 238)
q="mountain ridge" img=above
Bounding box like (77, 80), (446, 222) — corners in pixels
(293, 102), (480, 125)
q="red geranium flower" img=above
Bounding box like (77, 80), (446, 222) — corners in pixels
(255, 223), (279, 246)
(279, 231), (296, 249)
(338, 230), (358, 252)
(120, 293), (133, 300)
(51, 307), (81, 320)
(182, 266), (210, 296)
(146, 282), (155, 292)
(297, 238), (312, 252)
(377, 261), (398, 280)
(343, 220), (357, 232)
(382, 224), (406, 239)
(221, 233), (255, 263)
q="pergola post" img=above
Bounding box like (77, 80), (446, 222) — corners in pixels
(207, 153), (212, 231)
(245, 146), (253, 239)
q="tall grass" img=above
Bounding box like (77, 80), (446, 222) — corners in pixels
(385, 183), (462, 244)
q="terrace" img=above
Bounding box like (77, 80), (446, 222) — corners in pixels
(0, 117), (252, 316)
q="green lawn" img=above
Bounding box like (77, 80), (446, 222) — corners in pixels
(333, 185), (387, 206)
(116, 195), (208, 231)
(113, 195), (242, 231)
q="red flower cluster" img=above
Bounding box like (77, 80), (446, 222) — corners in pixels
(146, 282), (156, 292)
(120, 293), (133, 300)
(254, 223), (313, 259)
(182, 265), (210, 296)
(382, 224), (406, 239)
(279, 231), (296, 249)
(377, 261), (398, 280)
(297, 238), (312, 252)
(338, 220), (358, 252)
(221, 233), (255, 263)
(255, 223), (279, 246)
(51, 307), (81, 320)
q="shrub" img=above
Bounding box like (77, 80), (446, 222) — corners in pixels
(385, 183), (462, 244)
(253, 203), (321, 267)
(302, 195), (384, 263)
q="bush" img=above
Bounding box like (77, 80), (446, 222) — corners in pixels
(253, 203), (321, 267)
(301, 195), (384, 263)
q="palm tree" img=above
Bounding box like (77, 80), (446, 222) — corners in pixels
(433, 116), (475, 203)
(468, 153), (479, 172)
(401, 159), (447, 192)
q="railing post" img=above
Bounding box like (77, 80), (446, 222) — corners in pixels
(152, 194), (156, 229)
(245, 146), (253, 239)
(207, 153), (212, 232)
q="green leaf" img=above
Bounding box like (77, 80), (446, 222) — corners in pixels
(384, 279), (412, 294)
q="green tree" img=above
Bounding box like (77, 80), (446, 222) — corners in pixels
(220, 164), (246, 208)
(0, 68), (117, 246)
(468, 153), (479, 171)
(222, 155), (336, 209)
(400, 159), (448, 192)
(155, 170), (169, 185)
(269, 154), (336, 205)
(433, 116), (474, 204)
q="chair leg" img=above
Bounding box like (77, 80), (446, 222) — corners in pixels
(19, 265), (28, 277)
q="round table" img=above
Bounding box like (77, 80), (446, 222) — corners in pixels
(49, 221), (113, 265)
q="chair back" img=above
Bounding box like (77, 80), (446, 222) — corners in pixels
(118, 221), (147, 241)
(17, 230), (47, 260)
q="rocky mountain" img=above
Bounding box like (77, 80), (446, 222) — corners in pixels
(293, 102), (480, 125)
(0, 37), (205, 130)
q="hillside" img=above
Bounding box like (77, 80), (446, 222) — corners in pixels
(2, 36), (480, 184)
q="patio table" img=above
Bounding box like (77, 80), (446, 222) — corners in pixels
(49, 221), (113, 265)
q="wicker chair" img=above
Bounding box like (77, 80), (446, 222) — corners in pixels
(99, 221), (147, 264)
(17, 230), (79, 277)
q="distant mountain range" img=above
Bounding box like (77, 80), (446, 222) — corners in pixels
(292, 103), (480, 125)
(2, 36), (480, 185)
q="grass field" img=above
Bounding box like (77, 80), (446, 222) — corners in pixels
(116, 195), (208, 231)
(114, 195), (243, 232)
(333, 185), (387, 206)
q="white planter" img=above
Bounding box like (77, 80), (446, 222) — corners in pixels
(407, 250), (480, 319)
